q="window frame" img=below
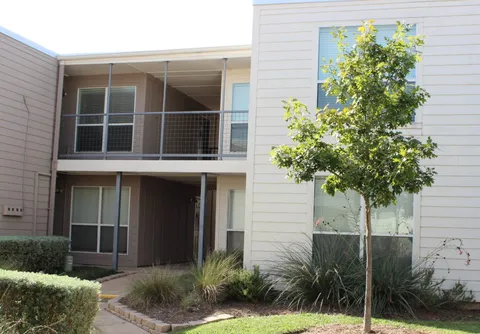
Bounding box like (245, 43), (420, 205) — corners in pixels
(74, 86), (136, 153)
(69, 186), (131, 255)
(311, 176), (419, 262)
(229, 83), (250, 153)
(226, 189), (246, 252)
(315, 23), (421, 125)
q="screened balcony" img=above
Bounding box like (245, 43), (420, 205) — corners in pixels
(57, 56), (250, 160)
(58, 109), (248, 160)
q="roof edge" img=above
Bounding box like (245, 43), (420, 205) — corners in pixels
(58, 44), (252, 65)
(0, 25), (56, 57)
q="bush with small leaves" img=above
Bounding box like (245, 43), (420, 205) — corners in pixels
(0, 269), (99, 334)
(227, 266), (275, 303)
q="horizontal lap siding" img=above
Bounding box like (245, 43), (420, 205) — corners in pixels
(0, 33), (57, 236)
(249, 0), (480, 296)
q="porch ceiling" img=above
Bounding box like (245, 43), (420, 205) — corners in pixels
(64, 57), (250, 110)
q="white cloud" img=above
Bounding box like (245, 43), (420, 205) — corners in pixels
(0, 0), (253, 54)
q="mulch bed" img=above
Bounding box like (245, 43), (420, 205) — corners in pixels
(120, 298), (480, 325)
(302, 324), (430, 333)
(120, 299), (296, 324)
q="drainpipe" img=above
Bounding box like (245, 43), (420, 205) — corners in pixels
(34, 172), (52, 236)
(47, 63), (65, 236)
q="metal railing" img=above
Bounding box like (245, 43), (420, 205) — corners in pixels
(58, 110), (248, 160)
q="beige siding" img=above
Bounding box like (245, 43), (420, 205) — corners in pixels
(248, 0), (480, 297)
(0, 32), (57, 236)
(215, 175), (246, 250)
(58, 175), (141, 268)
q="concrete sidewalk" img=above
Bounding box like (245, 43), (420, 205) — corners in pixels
(94, 302), (148, 334)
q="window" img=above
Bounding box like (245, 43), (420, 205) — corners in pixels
(230, 83), (249, 152)
(227, 189), (245, 252)
(75, 87), (135, 153)
(313, 177), (413, 264)
(70, 186), (130, 254)
(318, 25), (416, 120)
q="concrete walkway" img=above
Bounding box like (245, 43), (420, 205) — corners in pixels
(94, 302), (148, 334)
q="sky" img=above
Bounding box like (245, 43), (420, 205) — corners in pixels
(0, 0), (253, 55)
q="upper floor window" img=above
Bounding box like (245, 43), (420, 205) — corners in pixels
(317, 25), (416, 118)
(230, 83), (249, 152)
(313, 177), (414, 266)
(75, 87), (135, 153)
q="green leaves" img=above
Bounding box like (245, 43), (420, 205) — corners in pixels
(271, 21), (437, 209)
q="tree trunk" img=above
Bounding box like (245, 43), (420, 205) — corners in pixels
(363, 196), (373, 333)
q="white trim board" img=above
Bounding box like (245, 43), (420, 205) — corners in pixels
(0, 25), (56, 58)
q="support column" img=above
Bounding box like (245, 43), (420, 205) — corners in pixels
(197, 173), (208, 267)
(112, 172), (122, 271)
(103, 63), (113, 159)
(217, 58), (227, 160)
(159, 61), (169, 159)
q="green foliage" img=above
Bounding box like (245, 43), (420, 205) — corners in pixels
(0, 236), (69, 273)
(271, 21), (437, 208)
(273, 236), (361, 310)
(180, 291), (203, 311)
(226, 266), (276, 303)
(126, 268), (185, 308)
(207, 249), (243, 269)
(0, 269), (99, 334)
(191, 251), (240, 303)
(274, 240), (473, 316)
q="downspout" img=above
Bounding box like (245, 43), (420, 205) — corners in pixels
(48, 62), (65, 235)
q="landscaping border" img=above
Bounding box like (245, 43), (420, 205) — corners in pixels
(106, 297), (234, 333)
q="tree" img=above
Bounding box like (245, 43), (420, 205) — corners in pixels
(271, 21), (437, 333)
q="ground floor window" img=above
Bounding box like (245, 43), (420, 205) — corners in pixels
(70, 186), (130, 254)
(313, 177), (413, 264)
(227, 189), (245, 252)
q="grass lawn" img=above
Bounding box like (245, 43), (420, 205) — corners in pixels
(65, 266), (117, 280)
(178, 314), (480, 334)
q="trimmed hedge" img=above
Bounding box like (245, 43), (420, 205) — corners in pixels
(0, 236), (69, 273)
(0, 269), (100, 334)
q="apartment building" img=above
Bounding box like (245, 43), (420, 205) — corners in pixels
(0, 27), (58, 237)
(1, 0), (479, 297)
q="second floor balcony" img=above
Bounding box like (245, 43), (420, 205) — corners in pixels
(58, 109), (248, 160)
(57, 53), (251, 161)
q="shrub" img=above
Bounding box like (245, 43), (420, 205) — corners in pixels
(126, 268), (185, 308)
(191, 251), (240, 303)
(272, 237), (361, 310)
(274, 238), (474, 315)
(0, 269), (99, 334)
(227, 265), (276, 302)
(180, 291), (203, 311)
(0, 236), (69, 273)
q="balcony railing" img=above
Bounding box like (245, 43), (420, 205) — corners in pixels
(58, 110), (248, 160)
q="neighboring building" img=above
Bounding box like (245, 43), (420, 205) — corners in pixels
(0, 0), (479, 297)
(0, 27), (58, 236)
